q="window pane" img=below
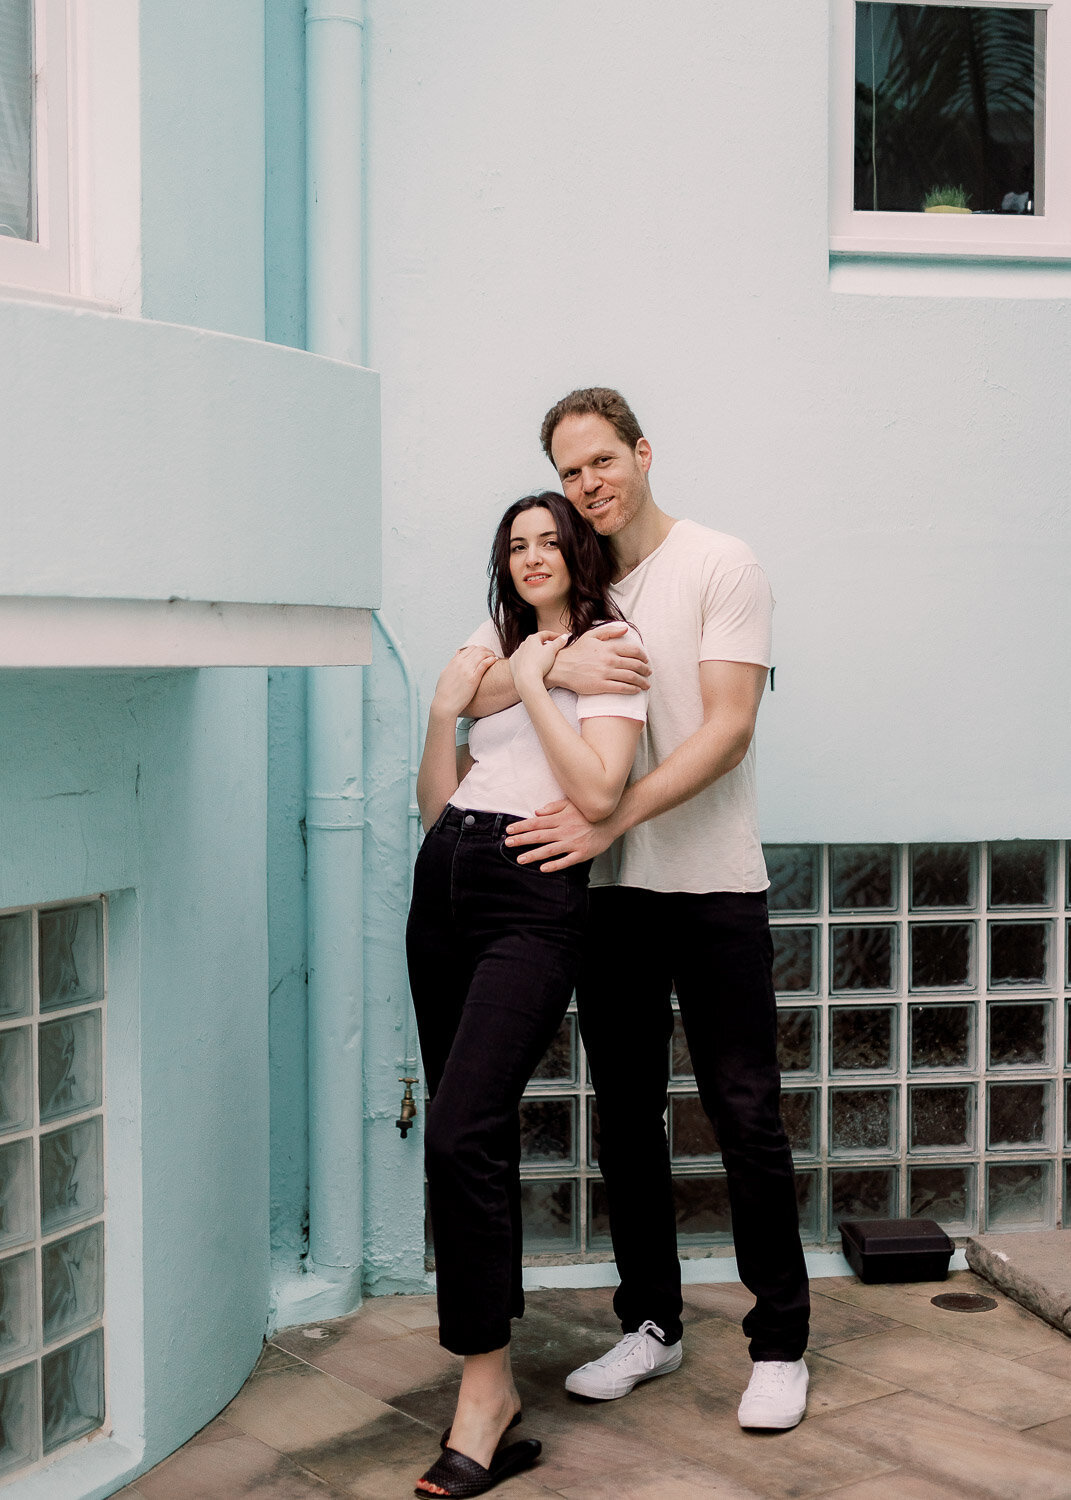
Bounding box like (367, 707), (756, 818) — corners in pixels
(795, 1170), (820, 1241)
(909, 1084), (973, 1151)
(0, 0), (34, 242)
(531, 1016), (576, 1084)
(0, 1140), (33, 1252)
(831, 925), (896, 991)
(830, 1006), (897, 1072)
(669, 1096), (718, 1160)
(909, 1003), (972, 1070)
(518, 1098), (575, 1166)
(910, 922), (973, 989)
(987, 1082), (1049, 1149)
(854, 4), (1040, 215)
(910, 844), (974, 910)
(830, 1087), (898, 1153)
(781, 1090), (818, 1156)
(673, 1175), (732, 1240)
(40, 1118), (104, 1235)
(670, 1013), (693, 1079)
(777, 1008), (818, 1074)
(773, 927), (818, 994)
(42, 1329), (105, 1454)
(39, 905), (103, 1013)
(42, 1223), (104, 1345)
(0, 914), (31, 1020)
(989, 840), (1053, 907)
(0, 1029), (32, 1136)
(986, 1160), (1050, 1229)
(765, 845), (820, 913)
(830, 1167), (897, 1234)
(0, 1362), (36, 1477)
(0, 1251), (34, 1365)
(909, 1164), (972, 1228)
(830, 845), (897, 911)
(39, 1013), (103, 1124)
(988, 1001), (1049, 1068)
(989, 921), (1050, 988)
(519, 1179), (577, 1252)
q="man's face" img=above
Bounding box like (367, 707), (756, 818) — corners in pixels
(550, 413), (652, 538)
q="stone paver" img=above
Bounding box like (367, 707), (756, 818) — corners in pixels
(121, 1271), (1071, 1499)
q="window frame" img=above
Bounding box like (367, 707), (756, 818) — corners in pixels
(830, 0), (1071, 258)
(0, 0), (71, 294)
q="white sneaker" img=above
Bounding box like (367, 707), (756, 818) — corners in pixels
(737, 1358), (809, 1430)
(564, 1319), (683, 1400)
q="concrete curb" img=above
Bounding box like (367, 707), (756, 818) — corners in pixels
(966, 1229), (1071, 1336)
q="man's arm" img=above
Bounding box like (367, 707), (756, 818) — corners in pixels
(463, 622), (651, 719)
(506, 659), (767, 869)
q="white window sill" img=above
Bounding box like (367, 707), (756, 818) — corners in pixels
(0, 281), (122, 314)
(830, 253), (1071, 298)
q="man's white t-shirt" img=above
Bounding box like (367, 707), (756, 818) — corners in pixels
(592, 518), (773, 895)
(454, 622), (648, 821)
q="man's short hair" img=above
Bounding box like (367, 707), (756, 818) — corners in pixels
(540, 387), (644, 461)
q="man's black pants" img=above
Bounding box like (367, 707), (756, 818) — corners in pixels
(577, 885), (810, 1360)
(406, 805), (590, 1355)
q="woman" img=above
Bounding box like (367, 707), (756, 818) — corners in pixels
(407, 491), (646, 1498)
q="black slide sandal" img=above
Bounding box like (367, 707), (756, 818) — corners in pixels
(416, 1438), (541, 1497)
(439, 1409), (521, 1450)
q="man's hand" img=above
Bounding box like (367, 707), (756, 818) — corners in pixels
(548, 623), (650, 697)
(505, 799), (617, 872)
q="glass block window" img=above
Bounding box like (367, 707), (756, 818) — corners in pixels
(515, 843), (1068, 1263)
(0, 899), (106, 1480)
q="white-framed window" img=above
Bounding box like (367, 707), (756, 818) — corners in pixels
(0, 897), (107, 1481)
(0, 0), (72, 293)
(831, 0), (1071, 257)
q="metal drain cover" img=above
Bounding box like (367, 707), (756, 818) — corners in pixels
(930, 1292), (997, 1313)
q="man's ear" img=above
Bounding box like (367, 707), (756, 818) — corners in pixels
(636, 437), (652, 474)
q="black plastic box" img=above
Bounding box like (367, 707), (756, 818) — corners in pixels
(839, 1217), (954, 1284)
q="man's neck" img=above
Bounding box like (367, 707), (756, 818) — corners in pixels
(608, 500), (676, 583)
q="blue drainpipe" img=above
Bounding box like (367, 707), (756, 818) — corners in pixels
(299, 0), (367, 1320)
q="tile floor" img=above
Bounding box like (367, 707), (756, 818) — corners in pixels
(117, 1270), (1071, 1499)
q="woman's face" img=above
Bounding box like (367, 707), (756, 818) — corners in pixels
(508, 506), (572, 616)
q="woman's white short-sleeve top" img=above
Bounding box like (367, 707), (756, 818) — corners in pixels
(452, 621), (647, 820)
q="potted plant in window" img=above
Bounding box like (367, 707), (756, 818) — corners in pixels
(923, 185), (971, 214)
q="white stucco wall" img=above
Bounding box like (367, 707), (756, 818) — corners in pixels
(363, 0), (1070, 842)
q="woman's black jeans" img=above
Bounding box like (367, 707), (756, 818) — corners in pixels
(406, 805), (590, 1356)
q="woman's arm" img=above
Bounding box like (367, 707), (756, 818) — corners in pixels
(416, 646), (495, 830)
(510, 633), (644, 823)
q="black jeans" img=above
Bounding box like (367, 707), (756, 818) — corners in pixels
(577, 885), (810, 1361)
(406, 805), (590, 1356)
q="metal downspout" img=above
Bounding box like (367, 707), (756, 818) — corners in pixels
(372, 612), (420, 1073)
(303, 0), (366, 1309)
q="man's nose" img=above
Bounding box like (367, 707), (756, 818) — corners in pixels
(582, 468), (601, 492)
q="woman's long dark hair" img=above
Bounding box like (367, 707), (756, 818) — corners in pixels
(488, 491), (624, 657)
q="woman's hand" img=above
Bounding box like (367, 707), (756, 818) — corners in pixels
(431, 645), (497, 718)
(509, 631), (569, 694)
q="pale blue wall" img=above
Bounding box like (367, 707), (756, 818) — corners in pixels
(140, 1), (265, 336)
(0, 670), (270, 1483)
(360, 0), (1071, 845)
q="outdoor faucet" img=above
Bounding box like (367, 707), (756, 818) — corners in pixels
(396, 1077), (419, 1138)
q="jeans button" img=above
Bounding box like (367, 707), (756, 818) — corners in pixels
(463, 814), (475, 827)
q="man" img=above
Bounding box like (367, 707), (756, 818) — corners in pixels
(467, 388), (809, 1430)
